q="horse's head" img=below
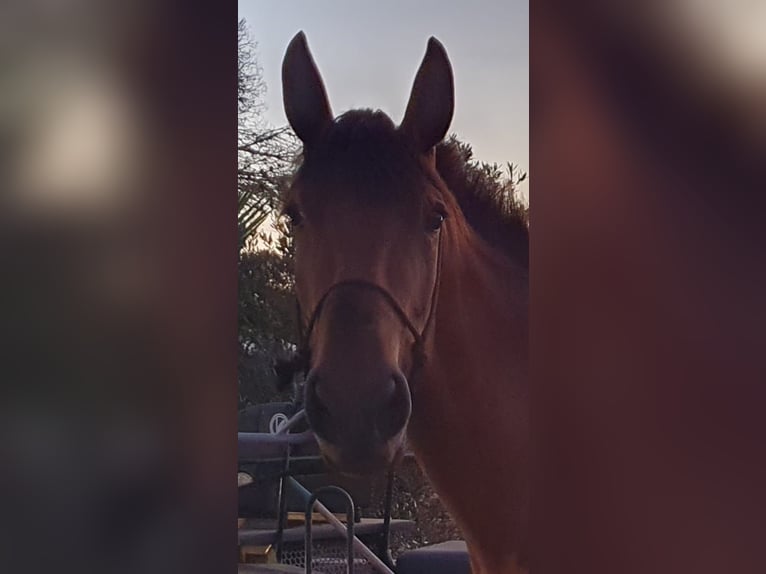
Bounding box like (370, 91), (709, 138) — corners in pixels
(281, 32), (455, 475)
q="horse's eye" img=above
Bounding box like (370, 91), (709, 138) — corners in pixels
(283, 205), (304, 227)
(426, 209), (446, 232)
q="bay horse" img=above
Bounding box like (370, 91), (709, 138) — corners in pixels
(280, 32), (528, 574)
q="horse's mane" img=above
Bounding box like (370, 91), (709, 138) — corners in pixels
(436, 136), (529, 269)
(291, 111), (529, 269)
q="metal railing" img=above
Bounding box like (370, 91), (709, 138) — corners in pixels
(238, 410), (396, 574)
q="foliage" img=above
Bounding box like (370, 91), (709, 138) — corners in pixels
(237, 19), (299, 250)
(238, 20), (298, 408)
(238, 222), (297, 408)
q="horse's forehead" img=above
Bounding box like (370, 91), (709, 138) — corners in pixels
(296, 169), (426, 214)
(321, 194), (420, 234)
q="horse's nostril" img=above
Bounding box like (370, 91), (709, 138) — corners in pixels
(306, 375), (324, 410)
(376, 372), (412, 440)
(305, 373), (328, 413)
(305, 372), (335, 441)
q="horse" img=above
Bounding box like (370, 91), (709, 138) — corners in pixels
(280, 32), (529, 574)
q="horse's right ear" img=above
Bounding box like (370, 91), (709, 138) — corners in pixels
(282, 31), (333, 147)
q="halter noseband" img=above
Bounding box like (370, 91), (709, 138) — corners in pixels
(275, 231), (444, 395)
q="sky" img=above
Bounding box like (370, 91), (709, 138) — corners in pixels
(238, 0), (529, 191)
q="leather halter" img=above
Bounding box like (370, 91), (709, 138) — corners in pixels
(275, 230), (444, 395)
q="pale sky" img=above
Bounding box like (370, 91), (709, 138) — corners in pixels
(238, 0), (528, 191)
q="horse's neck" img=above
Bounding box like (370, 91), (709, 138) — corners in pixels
(433, 231), (528, 387)
(409, 230), (529, 573)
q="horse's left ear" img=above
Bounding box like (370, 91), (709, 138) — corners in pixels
(400, 37), (455, 154)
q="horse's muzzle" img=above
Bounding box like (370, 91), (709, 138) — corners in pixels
(304, 370), (411, 474)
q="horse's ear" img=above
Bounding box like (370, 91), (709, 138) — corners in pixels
(400, 37), (455, 154)
(282, 31), (333, 147)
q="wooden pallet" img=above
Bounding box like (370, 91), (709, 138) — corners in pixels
(239, 543), (275, 564)
(286, 511), (350, 525)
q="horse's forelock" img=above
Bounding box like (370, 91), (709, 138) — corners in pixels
(293, 110), (426, 203)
